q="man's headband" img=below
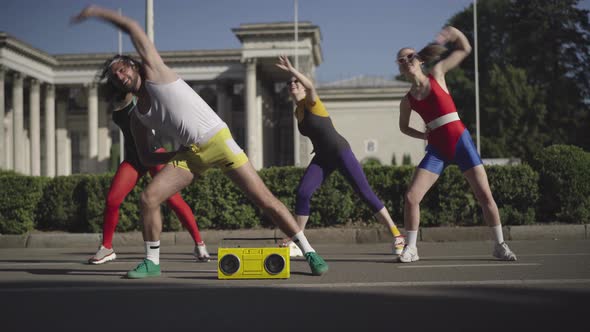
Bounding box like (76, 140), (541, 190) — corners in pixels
(108, 57), (135, 68)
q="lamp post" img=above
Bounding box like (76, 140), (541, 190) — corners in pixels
(473, 0), (481, 155)
(146, 0), (154, 43)
(293, 0), (300, 166)
(118, 8), (124, 164)
(294, 0), (299, 69)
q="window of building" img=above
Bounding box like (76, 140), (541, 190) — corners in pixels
(365, 139), (377, 153)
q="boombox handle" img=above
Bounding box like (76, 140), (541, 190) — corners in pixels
(220, 237), (282, 248)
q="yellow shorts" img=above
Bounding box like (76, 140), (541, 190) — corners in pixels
(171, 127), (249, 175)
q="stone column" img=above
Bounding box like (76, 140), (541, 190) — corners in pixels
(245, 58), (262, 169)
(44, 84), (56, 177)
(0, 66), (5, 169)
(4, 109), (12, 169)
(216, 82), (231, 126)
(12, 72), (25, 174)
(293, 100), (301, 166)
(56, 89), (69, 176)
(87, 83), (98, 173)
(256, 86), (263, 167)
(29, 79), (41, 176)
(24, 129), (30, 174)
(97, 97), (110, 172)
(66, 135), (72, 175)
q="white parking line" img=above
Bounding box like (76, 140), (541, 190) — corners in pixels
(65, 270), (219, 275)
(67, 271), (125, 275)
(0, 262), (81, 267)
(408, 253), (590, 259)
(0, 252), (588, 267)
(398, 263), (540, 268)
(271, 279), (590, 289)
(0, 260), (160, 267)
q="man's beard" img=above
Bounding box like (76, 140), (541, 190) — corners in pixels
(122, 76), (138, 92)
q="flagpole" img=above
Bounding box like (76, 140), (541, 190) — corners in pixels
(293, 0), (300, 166)
(118, 8), (124, 164)
(146, 0), (154, 42)
(294, 0), (299, 70)
(473, 0), (481, 155)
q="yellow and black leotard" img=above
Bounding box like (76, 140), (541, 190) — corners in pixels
(295, 97), (350, 159)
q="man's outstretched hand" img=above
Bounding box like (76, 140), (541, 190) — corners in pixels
(70, 5), (101, 24)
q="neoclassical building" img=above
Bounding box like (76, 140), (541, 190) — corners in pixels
(0, 22), (425, 176)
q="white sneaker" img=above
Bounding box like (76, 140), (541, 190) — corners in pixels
(392, 236), (405, 255)
(398, 245), (419, 263)
(493, 242), (517, 261)
(288, 241), (304, 257)
(194, 243), (211, 262)
(88, 245), (116, 265)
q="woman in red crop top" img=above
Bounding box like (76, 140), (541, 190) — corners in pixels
(397, 26), (516, 263)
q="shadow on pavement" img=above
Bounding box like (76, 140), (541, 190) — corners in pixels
(0, 267), (124, 277)
(0, 280), (587, 331)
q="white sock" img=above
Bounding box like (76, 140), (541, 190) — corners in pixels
(406, 230), (418, 248)
(145, 240), (160, 265)
(292, 231), (315, 254)
(491, 225), (504, 244)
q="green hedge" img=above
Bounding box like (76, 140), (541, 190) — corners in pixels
(1, 153), (585, 234)
(180, 169), (258, 230)
(531, 145), (590, 223)
(0, 175), (49, 234)
(486, 165), (539, 225)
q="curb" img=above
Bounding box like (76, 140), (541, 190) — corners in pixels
(0, 224), (587, 249)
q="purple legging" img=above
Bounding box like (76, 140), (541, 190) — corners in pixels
(295, 148), (384, 216)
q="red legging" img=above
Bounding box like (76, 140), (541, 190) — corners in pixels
(102, 159), (202, 248)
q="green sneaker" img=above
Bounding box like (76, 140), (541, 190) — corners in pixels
(126, 259), (161, 279)
(304, 252), (329, 276)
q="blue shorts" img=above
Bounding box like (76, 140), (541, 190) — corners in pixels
(418, 129), (482, 175)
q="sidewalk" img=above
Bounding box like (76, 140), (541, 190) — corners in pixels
(0, 224), (587, 248)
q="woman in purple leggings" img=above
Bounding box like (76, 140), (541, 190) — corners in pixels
(276, 56), (405, 257)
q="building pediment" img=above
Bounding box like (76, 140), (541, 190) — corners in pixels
(1, 33), (246, 84)
(232, 22), (322, 66)
(2, 22), (323, 85)
(0, 32), (57, 66)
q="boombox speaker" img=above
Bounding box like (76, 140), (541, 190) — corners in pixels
(217, 247), (290, 279)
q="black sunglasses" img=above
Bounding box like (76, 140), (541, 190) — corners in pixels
(286, 79), (300, 86)
(396, 53), (418, 64)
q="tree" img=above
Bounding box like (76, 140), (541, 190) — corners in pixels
(481, 64), (548, 160)
(362, 157), (382, 167)
(446, 0), (590, 159)
(402, 154), (412, 165)
(507, 0), (590, 149)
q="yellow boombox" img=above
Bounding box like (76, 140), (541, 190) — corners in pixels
(217, 247), (290, 279)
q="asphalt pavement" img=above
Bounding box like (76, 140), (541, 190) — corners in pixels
(0, 239), (588, 332)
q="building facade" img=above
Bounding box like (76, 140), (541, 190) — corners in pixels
(0, 22), (424, 176)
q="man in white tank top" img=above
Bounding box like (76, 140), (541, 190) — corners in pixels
(73, 5), (328, 278)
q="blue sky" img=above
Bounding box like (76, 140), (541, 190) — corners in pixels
(1, 0), (589, 82)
